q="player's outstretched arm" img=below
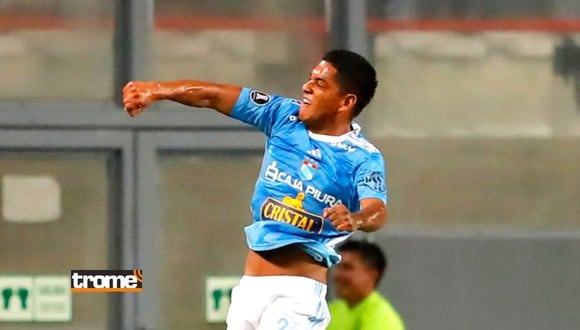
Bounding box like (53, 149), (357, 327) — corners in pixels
(325, 198), (387, 233)
(122, 80), (242, 117)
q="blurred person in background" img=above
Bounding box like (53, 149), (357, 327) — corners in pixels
(328, 240), (405, 330)
(122, 49), (388, 330)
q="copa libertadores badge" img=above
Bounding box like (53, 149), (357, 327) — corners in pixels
(250, 90), (270, 106)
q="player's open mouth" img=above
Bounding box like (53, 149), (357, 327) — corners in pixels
(302, 98), (312, 105)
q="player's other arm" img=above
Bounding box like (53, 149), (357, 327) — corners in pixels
(326, 152), (388, 233)
(352, 198), (387, 232)
(122, 80), (242, 117)
(325, 198), (387, 233)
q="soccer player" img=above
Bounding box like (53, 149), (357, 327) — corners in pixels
(123, 49), (388, 329)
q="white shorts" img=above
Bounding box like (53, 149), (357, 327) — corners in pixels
(226, 275), (330, 330)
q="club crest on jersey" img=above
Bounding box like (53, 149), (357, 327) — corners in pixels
(299, 158), (318, 181)
(250, 90), (270, 106)
(260, 193), (323, 233)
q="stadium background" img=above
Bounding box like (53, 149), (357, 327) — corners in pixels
(0, 0), (579, 329)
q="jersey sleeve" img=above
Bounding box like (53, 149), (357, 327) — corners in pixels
(230, 87), (297, 136)
(354, 152), (388, 204)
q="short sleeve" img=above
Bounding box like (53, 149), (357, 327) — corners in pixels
(354, 152), (388, 204)
(230, 87), (297, 136)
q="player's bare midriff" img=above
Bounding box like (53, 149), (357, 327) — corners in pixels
(244, 244), (328, 284)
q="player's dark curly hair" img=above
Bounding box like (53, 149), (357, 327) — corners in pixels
(337, 239), (387, 287)
(323, 49), (378, 117)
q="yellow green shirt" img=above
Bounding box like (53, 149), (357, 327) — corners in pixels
(327, 291), (405, 330)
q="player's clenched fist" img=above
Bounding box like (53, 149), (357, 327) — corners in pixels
(324, 204), (362, 232)
(122, 81), (159, 117)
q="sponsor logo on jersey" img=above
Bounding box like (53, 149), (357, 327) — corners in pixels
(250, 90), (270, 106)
(264, 161), (342, 207)
(260, 193), (323, 233)
(330, 141), (357, 152)
(360, 171), (386, 192)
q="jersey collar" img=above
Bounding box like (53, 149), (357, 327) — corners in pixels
(308, 123), (361, 142)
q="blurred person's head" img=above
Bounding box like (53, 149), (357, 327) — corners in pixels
(332, 240), (387, 307)
(299, 49), (377, 131)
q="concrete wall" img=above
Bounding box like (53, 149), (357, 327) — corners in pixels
(2, 30), (578, 133)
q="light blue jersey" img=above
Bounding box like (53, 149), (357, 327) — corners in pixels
(231, 88), (388, 268)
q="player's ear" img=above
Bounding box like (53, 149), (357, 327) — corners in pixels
(338, 94), (357, 114)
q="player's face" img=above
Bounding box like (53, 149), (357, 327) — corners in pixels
(332, 251), (377, 301)
(299, 61), (347, 127)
